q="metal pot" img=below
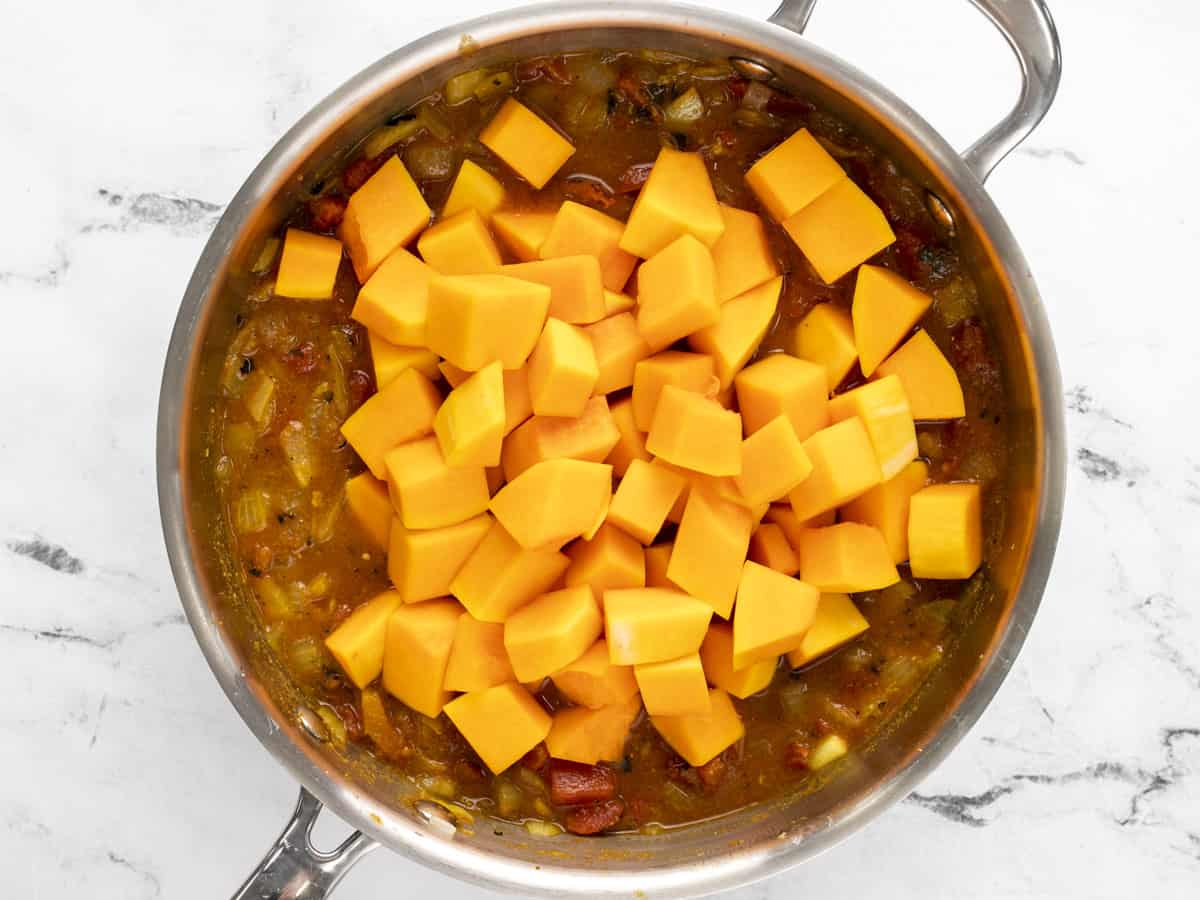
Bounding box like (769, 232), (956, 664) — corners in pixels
(157, 1), (1065, 896)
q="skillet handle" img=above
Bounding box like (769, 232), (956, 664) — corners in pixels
(230, 788), (377, 900)
(768, 0), (1063, 183)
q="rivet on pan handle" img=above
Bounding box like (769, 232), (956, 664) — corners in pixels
(769, 0), (1063, 184)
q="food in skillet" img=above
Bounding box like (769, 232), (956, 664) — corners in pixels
(211, 50), (1007, 836)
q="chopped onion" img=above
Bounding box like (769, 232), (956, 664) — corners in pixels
(234, 488), (270, 535)
(444, 69), (489, 105)
(278, 420), (315, 488)
(663, 87), (704, 129)
(741, 80), (774, 112)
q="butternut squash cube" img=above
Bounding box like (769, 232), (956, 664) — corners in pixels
(605, 396), (650, 478)
(651, 688), (744, 767)
(792, 303), (858, 391)
(852, 265), (932, 376)
(646, 386), (742, 477)
(840, 460), (928, 563)
(787, 593), (869, 668)
(527, 318), (599, 417)
(748, 522), (799, 576)
(586, 313), (652, 395)
(604, 587), (713, 665)
(444, 682), (552, 774)
(607, 458), (688, 545)
(491, 210), (555, 262)
(340, 156), (431, 281)
(417, 208), (503, 275)
(631, 351), (717, 432)
(450, 519), (570, 622)
(635, 235), (720, 351)
(325, 590), (403, 688)
(699, 622), (776, 699)
(619, 148), (725, 258)
(874, 330), (965, 420)
(276, 228), (342, 299)
(565, 523), (646, 593)
(341, 367), (441, 479)
(797, 522), (899, 592)
(480, 99), (574, 188)
(763, 504), (835, 550)
(387, 513), (492, 604)
(787, 418), (882, 521)
(439, 360), (470, 388)
(734, 353), (829, 441)
(828, 375), (917, 479)
(783, 177), (896, 283)
(907, 483), (983, 579)
(352, 248), (433, 345)
(425, 274), (551, 371)
(635, 653), (711, 716)
(345, 472), (393, 549)
(384, 436), (490, 529)
(604, 289), (635, 316)
(504, 585), (603, 682)
(541, 201), (638, 292)
(434, 361), (506, 467)
(443, 613), (516, 693)
(501, 256), (606, 326)
(546, 697), (641, 765)
(732, 561), (819, 668)
(688, 276), (782, 389)
(368, 333), (440, 388)
(486, 465), (505, 496)
(644, 542), (675, 588)
(734, 414), (814, 507)
(551, 639), (639, 709)
(500, 366), (533, 435)
(381, 599), (461, 717)
(442, 159), (506, 220)
(501, 395), (619, 481)
(668, 486), (756, 618)
(490, 459), (613, 549)
(710, 204), (779, 302)
(744, 128), (846, 222)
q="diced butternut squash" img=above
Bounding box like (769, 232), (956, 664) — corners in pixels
(443, 613), (516, 692)
(797, 522), (899, 592)
(551, 639), (639, 709)
(852, 265), (932, 376)
(667, 486), (756, 618)
(783, 177), (895, 283)
(491, 210), (556, 261)
(644, 542), (675, 588)
(586, 313), (652, 395)
(699, 622), (776, 699)
(381, 599), (461, 717)
(808, 733), (849, 770)
(500, 366), (533, 435)
(635, 235), (720, 351)
(501, 255), (606, 325)
(444, 682), (552, 773)
(605, 396), (650, 477)
(504, 585), (603, 682)
(828, 375), (917, 479)
(840, 460), (928, 563)
(907, 483), (983, 579)
(479, 99), (575, 189)
(439, 360), (470, 387)
(340, 367), (441, 479)
(604, 289), (635, 316)
(635, 653), (711, 716)
(545, 695), (641, 765)
(442, 159), (506, 220)
(434, 360), (506, 467)
(384, 436), (490, 529)
(651, 688), (744, 767)
(345, 472), (393, 548)
(646, 385), (742, 477)
(734, 353), (829, 440)
(527, 318), (599, 417)
(788, 418), (882, 521)
(763, 504), (835, 550)
(325, 590), (403, 688)
(540, 201), (638, 292)
(631, 351), (717, 432)
(748, 522), (799, 575)
(607, 458), (688, 545)
(734, 414), (814, 507)
(619, 148), (725, 258)
(710, 205), (779, 302)
(368, 333), (440, 388)
(387, 513), (492, 603)
(604, 588), (712, 665)
(787, 593), (869, 668)
(744, 129), (846, 222)
(486, 465), (505, 496)
(564, 523), (646, 593)
(732, 561), (819, 668)
(417, 208), (503, 274)
(450, 519), (570, 622)
(276, 228), (342, 299)
(501, 395), (619, 481)
(425, 274), (550, 371)
(490, 459), (613, 549)
(792, 303), (858, 391)
(351, 248), (433, 345)
(874, 330), (965, 420)
(688, 276), (782, 388)
(340, 156), (431, 281)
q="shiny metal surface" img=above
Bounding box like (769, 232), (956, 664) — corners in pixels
(158, 2), (1065, 898)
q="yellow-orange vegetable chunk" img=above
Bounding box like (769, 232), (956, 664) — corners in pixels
(387, 513), (492, 604)
(744, 128), (846, 222)
(340, 156), (431, 281)
(604, 588), (712, 665)
(368, 334), (440, 388)
(644, 542), (675, 588)
(586, 312), (652, 395)
(489, 459), (613, 549)
(276, 228), (342, 299)
(787, 593), (869, 668)
(442, 159), (506, 220)
(667, 486), (756, 618)
(797, 522), (899, 592)
(527, 318), (599, 417)
(504, 585), (603, 682)
(635, 234), (720, 351)
(763, 504), (834, 549)
(710, 205), (779, 302)
(480, 99), (575, 189)
(345, 472), (393, 548)
(501, 255), (607, 325)
(325, 590), (403, 689)
(907, 483), (983, 579)
(417, 208), (503, 275)
(828, 374), (917, 479)
(551, 639), (639, 709)
(501, 395), (619, 481)
(425, 273), (550, 371)
(792, 303), (858, 391)
(499, 366), (533, 435)
(604, 289), (635, 316)
(619, 148), (725, 258)
(699, 622), (776, 699)
(381, 599), (461, 717)
(564, 523), (646, 593)
(688, 276), (782, 388)
(607, 458), (688, 545)
(646, 386), (742, 477)
(340, 366), (441, 479)
(545, 695), (641, 765)
(874, 329), (965, 420)
(787, 418), (882, 521)
(735, 414), (814, 507)
(491, 210), (555, 262)
(450, 519), (570, 622)
(631, 351), (717, 432)
(852, 265), (932, 376)
(351, 247), (433, 346)
(444, 682), (552, 773)
(635, 653), (711, 716)
(783, 177), (896, 283)
(734, 353), (829, 440)
(748, 522), (800, 576)
(732, 561), (819, 668)
(383, 436), (490, 530)
(605, 396), (650, 477)
(434, 360), (506, 467)
(540, 201), (638, 292)
(443, 613), (516, 693)
(651, 688), (744, 767)
(840, 460), (928, 563)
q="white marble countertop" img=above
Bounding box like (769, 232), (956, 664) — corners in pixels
(2, 0), (1197, 896)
